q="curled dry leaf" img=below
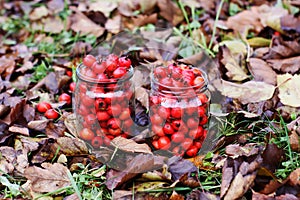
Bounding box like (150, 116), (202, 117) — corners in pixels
(105, 15), (121, 34)
(277, 74), (300, 107)
(24, 163), (70, 193)
(89, 1), (117, 17)
(8, 125), (29, 136)
(280, 15), (300, 33)
(70, 11), (105, 37)
(157, 0), (183, 26)
(54, 137), (89, 156)
(268, 56), (300, 74)
(28, 119), (49, 131)
(111, 136), (152, 154)
(220, 46), (249, 81)
(214, 80), (275, 104)
(248, 58), (277, 85)
(0, 146), (16, 175)
(64, 113), (79, 137)
(29, 5), (49, 20)
(263, 37), (300, 59)
(167, 156), (197, 181)
(225, 143), (260, 157)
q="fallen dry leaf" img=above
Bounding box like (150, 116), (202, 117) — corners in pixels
(280, 15), (300, 33)
(24, 163), (70, 193)
(0, 146), (16, 175)
(167, 156), (197, 181)
(288, 168), (300, 186)
(261, 143), (285, 172)
(248, 58), (277, 85)
(186, 190), (220, 200)
(220, 46), (249, 81)
(43, 16), (65, 34)
(225, 143), (260, 157)
(289, 131), (300, 152)
(29, 5), (49, 20)
(105, 154), (164, 190)
(105, 15), (121, 34)
(47, 0), (65, 14)
(157, 0), (183, 26)
(89, 1), (118, 17)
(111, 136), (152, 154)
(268, 56), (300, 74)
(263, 37), (300, 59)
(54, 137), (89, 156)
(8, 125), (29, 136)
(277, 74), (300, 107)
(28, 119), (49, 131)
(70, 11), (105, 37)
(214, 80), (275, 104)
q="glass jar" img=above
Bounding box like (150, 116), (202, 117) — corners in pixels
(149, 64), (210, 158)
(75, 64), (135, 149)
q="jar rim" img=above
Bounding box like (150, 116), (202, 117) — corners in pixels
(76, 63), (134, 84)
(150, 67), (209, 92)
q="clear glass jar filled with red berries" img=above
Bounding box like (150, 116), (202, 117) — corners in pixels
(149, 63), (210, 158)
(75, 54), (135, 149)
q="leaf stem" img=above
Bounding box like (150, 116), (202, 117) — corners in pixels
(208, 0), (225, 49)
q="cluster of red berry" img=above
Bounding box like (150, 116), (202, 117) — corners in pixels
(36, 93), (71, 119)
(76, 54), (134, 148)
(150, 63), (209, 157)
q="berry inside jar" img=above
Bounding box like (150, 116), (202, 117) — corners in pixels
(75, 54), (135, 149)
(149, 63), (210, 158)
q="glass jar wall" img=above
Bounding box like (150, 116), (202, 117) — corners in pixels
(75, 63), (135, 149)
(149, 63), (210, 158)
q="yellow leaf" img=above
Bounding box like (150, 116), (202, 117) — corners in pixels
(277, 74), (300, 107)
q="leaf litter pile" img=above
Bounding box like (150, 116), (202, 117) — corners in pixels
(0, 0), (300, 199)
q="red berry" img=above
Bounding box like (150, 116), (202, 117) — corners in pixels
(96, 73), (108, 80)
(122, 119), (133, 130)
(97, 111), (111, 121)
(83, 68), (97, 78)
(113, 67), (127, 79)
(189, 126), (203, 139)
(78, 104), (89, 116)
(106, 54), (119, 72)
(152, 140), (160, 149)
(83, 54), (96, 68)
(91, 136), (103, 148)
(158, 136), (171, 150)
(274, 31), (280, 36)
(150, 114), (164, 125)
(36, 102), (52, 113)
(119, 108), (130, 120)
(154, 67), (167, 79)
(108, 128), (122, 136)
(186, 106), (197, 116)
(181, 138), (193, 150)
(118, 56), (131, 68)
(107, 118), (121, 129)
(66, 70), (72, 77)
(193, 76), (204, 86)
(194, 141), (202, 149)
(82, 95), (94, 107)
(150, 96), (161, 105)
(92, 62), (106, 74)
(158, 106), (170, 119)
(198, 93), (208, 104)
(163, 123), (175, 135)
(172, 66), (182, 80)
(108, 104), (121, 116)
(197, 106), (206, 117)
(103, 135), (113, 146)
(79, 128), (95, 141)
(172, 146), (184, 156)
(187, 118), (199, 129)
(84, 114), (97, 125)
(58, 93), (71, 105)
(171, 119), (182, 131)
(171, 132), (185, 143)
(95, 98), (107, 111)
(69, 82), (76, 92)
(152, 125), (165, 137)
(171, 107), (182, 119)
(199, 115), (208, 125)
(44, 109), (59, 119)
(186, 145), (198, 157)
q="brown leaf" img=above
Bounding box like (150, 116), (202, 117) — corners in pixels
(214, 80), (275, 104)
(2, 98), (26, 125)
(132, 14), (158, 27)
(249, 58), (277, 85)
(220, 46), (249, 81)
(54, 137), (89, 156)
(70, 42), (92, 57)
(288, 168), (300, 186)
(277, 74), (300, 107)
(258, 5), (288, 32)
(24, 163), (70, 193)
(280, 15), (300, 33)
(44, 72), (59, 94)
(289, 131), (300, 152)
(11, 75), (31, 90)
(0, 56), (15, 80)
(28, 119), (49, 131)
(0, 146), (16, 175)
(88, 1), (118, 17)
(225, 143), (260, 157)
(224, 7), (263, 36)
(8, 125), (29, 136)
(105, 154), (164, 190)
(167, 156), (197, 181)
(23, 104), (35, 122)
(29, 6), (49, 20)
(261, 143), (285, 173)
(47, 0), (64, 14)
(157, 0), (184, 26)
(105, 15), (121, 34)
(268, 56), (300, 74)
(111, 136), (152, 154)
(118, 0), (157, 17)
(43, 16), (65, 34)
(64, 113), (79, 137)
(0, 104), (10, 118)
(263, 37), (300, 59)
(186, 190), (220, 200)
(70, 11), (105, 37)
(45, 121), (66, 138)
